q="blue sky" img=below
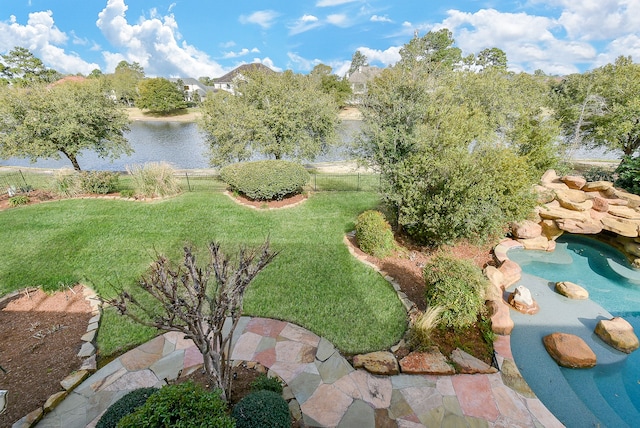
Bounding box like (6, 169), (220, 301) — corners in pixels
(1, 0), (639, 78)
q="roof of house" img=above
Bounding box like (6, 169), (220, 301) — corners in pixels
(347, 66), (383, 84)
(213, 63), (276, 84)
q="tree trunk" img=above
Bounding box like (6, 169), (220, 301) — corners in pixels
(60, 148), (82, 171)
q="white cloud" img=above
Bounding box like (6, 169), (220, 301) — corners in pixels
(239, 10), (279, 29)
(595, 34), (640, 67)
(289, 14), (322, 35)
(0, 11), (99, 75)
(251, 57), (282, 72)
(357, 46), (401, 67)
(287, 52), (319, 71)
(548, 0), (640, 41)
(327, 14), (349, 27)
(96, 0), (224, 77)
(222, 47), (261, 59)
(370, 15), (392, 23)
(316, 0), (359, 7)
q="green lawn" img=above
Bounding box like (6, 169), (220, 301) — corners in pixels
(0, 188), (406, 356)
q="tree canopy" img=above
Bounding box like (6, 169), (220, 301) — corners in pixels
(0, 47), (61, 87)
(553, 56), (640, 157)
(348, 50), (368, 75)
(0, 78), (131, 171)
(106, 60), (145, 106)
(136, 77), (188, 113)
(199, 69), (340, 167)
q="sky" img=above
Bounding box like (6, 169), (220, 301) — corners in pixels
(1, 0), (639, 79)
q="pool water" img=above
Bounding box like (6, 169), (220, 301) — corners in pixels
(508, 235), (640, 427)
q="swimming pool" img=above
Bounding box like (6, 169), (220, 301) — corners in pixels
(508, 235), (640, 428)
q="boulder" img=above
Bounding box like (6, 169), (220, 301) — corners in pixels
(555, 281), (589, 300)
(540, 219), (564, 241)
(511, 220), (542, 239)
(498, 260), (521, 288)
(601, 216), (639, 237)
(582, 181), (613, 192)
(517, 235), (553, 251)
(594, 317), (640, 354)
(555, 218), (603, 235)
(591, 196), (610, 213)
(534, 185), (556, 204)
(556, 188), (589, 203)
(614, 190), (640, 208)
(561, 175), (587, 190)
(556, 190), (592, 211)
(487, 299), (514, 335)
(543, 333), (597, 368)
(399, 348), (455, 375)
(537, 204), (590, 222)
(608, 205), (640, 220)
(540, 169), (560, 184)
(450, 348), (497, 374)
(484, 266), (505, 300)
(353, 351), (399, 375)
(508, 285), (540, 315)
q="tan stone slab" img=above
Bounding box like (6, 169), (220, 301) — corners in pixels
(561, 175), (586, 189)
(274, 341), (316, 364)
(601, 216), (639, 237)
(582, 180), (613, 192)
(301, 383), (353, 427)
(450, 348), (497, 374)
(399, 349), (455, 375)
(556, 188), (588, 203)
(120, 335), (165, 371)
(543, 333), (596, 368)
(43, 390), (68, 412)
(352, 351), (399, 375)
(555, 281), (589, 299)
(517, 236), (552, 251)
(540, 219), (563, 240)
(348, 370), (393, 409)
(510, 220), (542, 239)
(595, 317), (640, 354)
(60, 369), (90, 391)
(537, 204), (589, 222)
(608, 205), (640, 220)
(555, 218), (603, 235)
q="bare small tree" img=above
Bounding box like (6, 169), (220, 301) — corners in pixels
(106, 240), (277, 401)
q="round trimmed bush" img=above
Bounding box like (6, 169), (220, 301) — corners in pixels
(96, 387), (157, 428)
(355, 210), (395, 258)
(220, 160), (309, 201)
(423, 254), (488, 329)
(117, 381), (234, 428)
(232, 390), (290, 428)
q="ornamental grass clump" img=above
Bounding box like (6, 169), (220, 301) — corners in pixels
(220, 160), (309, 201)
(126, 162), (181, 198)
(407, 305), (444, 350)
(355, 210), (395, 258)
(423, 254), (488, 329)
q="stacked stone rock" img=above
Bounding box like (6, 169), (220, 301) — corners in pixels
(485, 170), (640, 369)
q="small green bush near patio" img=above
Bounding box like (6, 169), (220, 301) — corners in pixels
(96, 387), (158, 428)
(250, 374), (283, 394)
(220, 160), (309, 200)
(423, 254), (488, 329)
(355, 210), (395, 258)
(126, 162), (181, 198)
(117, 382), (234, 428)
(615, 155), (640, 195)
(232, 390), (290, 428)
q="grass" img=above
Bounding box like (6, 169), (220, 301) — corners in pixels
(0, 186), (406, 356)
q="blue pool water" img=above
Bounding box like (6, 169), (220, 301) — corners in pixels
(508, 235), (640, 427)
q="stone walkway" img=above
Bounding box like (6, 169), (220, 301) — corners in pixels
(35, 316), (563, 428)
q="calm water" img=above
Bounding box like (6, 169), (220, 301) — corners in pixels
(0, 120), (363, 171)
(509, 235), (640, 427)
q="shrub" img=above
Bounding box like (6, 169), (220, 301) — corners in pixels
(119, 189), (135, 198)
(355, 210), (395, 258)
(53, 169), (83, 196)
(615, 156), (640, 195)
(126, 162), (181, 198)
(79, 171), (120, 194)
(8, 195), (30, 207)
(220, 160), (309, 201)
(581, 166), (616, 183)
(232, 390), (290, 428)
(423, 254), (488, 329)
(117, 381), (234, 428)
(96, 387), (157, 428)
(250, 374), (283, 394)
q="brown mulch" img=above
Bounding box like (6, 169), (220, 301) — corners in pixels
(0, 285), (92, 426)
(0, 190), (57, 211)
(227, 192), (308, 209)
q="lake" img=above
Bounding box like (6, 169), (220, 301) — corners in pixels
(0, 120), (363, 171)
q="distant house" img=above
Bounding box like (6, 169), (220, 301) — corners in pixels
(346, 66), (382, 104)
(212, 63), (276, 94)
(168, 78), (213, 103)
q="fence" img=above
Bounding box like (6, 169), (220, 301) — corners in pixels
(179, 172), (380, 192)
(0, 170), (31, 197)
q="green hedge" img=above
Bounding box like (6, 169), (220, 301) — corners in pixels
(96, 387), (158, 428)
(232, 390), (290, 428)
(355, 210), (395, 258)
(220, 160), (309, 201)
(117, 382), (234, 428)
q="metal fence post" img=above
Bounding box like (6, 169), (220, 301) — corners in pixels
(185, 172), (191, 192)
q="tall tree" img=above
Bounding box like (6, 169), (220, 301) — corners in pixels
(0, 47), (60, 86)
(398, 29), (461, 71)
(108, 60), (145, 106)
(200, 69), (340, 166)
(348, 50), (368, 75)
(310, 64), (352, 108)
(136, 77), (188, 113)
(0, 79), (131, 171)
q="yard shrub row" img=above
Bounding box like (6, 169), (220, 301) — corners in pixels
(355, 210), (395, 258)
(220, 160), (309, 201)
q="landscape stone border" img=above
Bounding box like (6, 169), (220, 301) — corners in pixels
(10, 285), (101, 428)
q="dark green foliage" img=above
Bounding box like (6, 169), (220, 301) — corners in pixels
(232, 390), (290, 428)
(119, 189), (135, 198)
(136, 77), (187, 113)
(80, 171), (120, 194)
(8, 195), (29, 206)
(250, 374), (283, 394)
(220, 160), (309, 201)
(117, 381), (235, 428)
(581, 166), (616, 183)
(423, 254), (488, 329)
(615, 156), (640, 195)
(96, 387), (157, 428)
(355, 210), (395, 258)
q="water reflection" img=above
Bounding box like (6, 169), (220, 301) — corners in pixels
(0, 120), (363, 171)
